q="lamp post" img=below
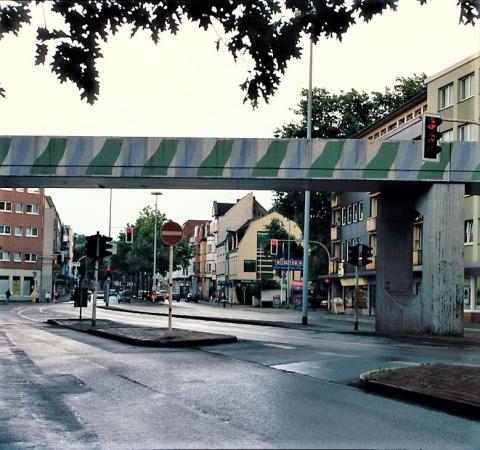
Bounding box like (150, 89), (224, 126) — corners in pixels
(301, 36), (314, 325)
(151, 192), (162, 293)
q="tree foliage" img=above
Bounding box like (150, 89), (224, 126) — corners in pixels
(0, 1), (476, 105)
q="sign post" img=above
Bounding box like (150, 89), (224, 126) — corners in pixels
(160, 221), (183, 334)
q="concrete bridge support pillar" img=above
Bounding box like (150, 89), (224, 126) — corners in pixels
(376, 184), (464, 336)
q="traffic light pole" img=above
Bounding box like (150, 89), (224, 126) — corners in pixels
(91, 233), (100, 327)
(354, 265), (359, 331)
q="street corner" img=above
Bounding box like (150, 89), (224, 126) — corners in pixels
(359, 364), (480, 420)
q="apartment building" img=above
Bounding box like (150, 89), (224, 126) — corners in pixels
(328, 52), (480, 321)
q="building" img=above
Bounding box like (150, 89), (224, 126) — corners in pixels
(226, 211), (302, 305)
(328, 52), (479, 321)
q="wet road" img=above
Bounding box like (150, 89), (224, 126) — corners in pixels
(1, 302), (479, 449)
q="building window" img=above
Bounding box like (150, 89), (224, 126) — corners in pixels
(333, 209), (341, 227)
(347, 205), (352, 224)
(0, 201), (12, 212)
(27, 188), (40, 194)
(24, 253), (37, 263)
(369, 234), (377, 256)
(441, 129), (453, 142)
(341, 241), (347, 262)
(459, 73), (474, 101)
(15, 203), (23, 213)
(15, 226), (22, 236)
(26, 204), (40, 214)
(0, 225), (11, 235)
(414, 108), (421, 117)
(0, 251), (11, 261)
(413, 225), (422, 250)
(16, 188), (24, 192)
(13, 252), (22, 262)
(439, 84), (452, 109)
(465, 220), (473, 245)
(459, 124), (473, 142)
(358, 201), (364, 221)
(406, 113), (413, 121)
(26, 227), (38, 237)
(341, 207), (346, 226)
(398, 118), (405, 125)
(370, 196), (378, 218)
(352, 203), (358, 222)
(388, 122), (397, 131)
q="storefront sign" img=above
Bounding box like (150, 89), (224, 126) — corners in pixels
(272, 258), (303, 270)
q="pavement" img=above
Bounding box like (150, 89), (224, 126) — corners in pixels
(45, 298), (480, 420)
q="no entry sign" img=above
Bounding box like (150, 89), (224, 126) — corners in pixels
(160, 221), (183, 246)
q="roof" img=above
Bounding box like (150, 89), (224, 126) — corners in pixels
(182, 219), (209, 240)
(213, 201), (235, 218)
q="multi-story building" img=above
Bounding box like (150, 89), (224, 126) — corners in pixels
(226, 211), (302, 304)
(328, 52), (479, 321)
(0, 188), (74, 301)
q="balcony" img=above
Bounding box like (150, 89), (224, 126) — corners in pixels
(330, 227), (341, 241)
(366, 217), (377, 232)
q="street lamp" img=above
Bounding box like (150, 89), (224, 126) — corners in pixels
(301, 35), (314, 325)
(151, 192), (162, 292)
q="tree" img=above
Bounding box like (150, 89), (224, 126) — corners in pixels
(0, 1), (476, 106)
(272, 74), (427, 281)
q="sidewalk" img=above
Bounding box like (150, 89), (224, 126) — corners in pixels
(54, 299), (480, 419)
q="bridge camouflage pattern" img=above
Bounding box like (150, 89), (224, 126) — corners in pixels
(0, 136), (478, 192)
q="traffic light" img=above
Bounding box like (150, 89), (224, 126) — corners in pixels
(422, 114), (443, 161)
(270, 239), (278, 256)
(125, 226), (134, 243)
(105, 266), (112, 275)
(359, 244), (373, 267)
(348, 244), (359, 266)
(85, 234), (98, 258)
(98, 235), (114, 259)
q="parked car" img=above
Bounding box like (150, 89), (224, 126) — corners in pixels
(117, 290), (131, 303)
(109, 288), (118, 298)
(172, 292), (180, 302)
(185, 293), (198, 303)
(319, 299), (328, 309)
(156, 290), (169, 301)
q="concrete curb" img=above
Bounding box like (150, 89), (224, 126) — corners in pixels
(46, 319), (237, 347)
(99, 305), (480, 347)
(359, 369), (480, 420)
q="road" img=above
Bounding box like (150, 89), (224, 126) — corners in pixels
(1, 301), (479, 449)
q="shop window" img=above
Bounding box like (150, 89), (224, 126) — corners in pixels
(0, 275), (9, 294)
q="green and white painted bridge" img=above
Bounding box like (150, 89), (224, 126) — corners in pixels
(0, 136), (479, 192)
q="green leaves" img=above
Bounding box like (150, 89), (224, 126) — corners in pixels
(0, 1), (476, 105)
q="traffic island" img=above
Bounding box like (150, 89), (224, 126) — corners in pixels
(46, 319), (237, 347)
(360, 364), (480, 419)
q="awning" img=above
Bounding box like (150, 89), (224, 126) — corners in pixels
(340, 277), (368, 287)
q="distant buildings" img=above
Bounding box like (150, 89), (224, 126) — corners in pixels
(0, 188), (74, 301)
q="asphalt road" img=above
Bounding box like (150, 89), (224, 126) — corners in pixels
(1, 302), (479, 449)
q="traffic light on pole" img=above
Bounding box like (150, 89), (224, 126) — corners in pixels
(270, 239), (278, 256)
(85, 234), (98, 258)
(125, 226), (134, 244)
(359, 244), (373, 267)
(98, 235), (114, 259)
(422, 114), (443, 161)
(348, 244), (359, 266)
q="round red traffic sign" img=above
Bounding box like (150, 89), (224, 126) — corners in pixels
(160, 221), (183, 246)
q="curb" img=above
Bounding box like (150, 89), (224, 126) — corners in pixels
(99, 305), (480, 347)
(46, 319), (237, 347)
(359, 370), (480, 420)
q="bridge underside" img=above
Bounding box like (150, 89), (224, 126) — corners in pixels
(0, 136), (479, 193)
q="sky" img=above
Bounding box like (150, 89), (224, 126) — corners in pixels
(0, 0), (478, 237)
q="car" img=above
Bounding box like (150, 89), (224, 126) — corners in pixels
(117, 290), (131, 303)
(109, 288), (118, 297)
(172, 292), (180, 302)
(156, 290), (169, 301)
(319, 299), (328, 309)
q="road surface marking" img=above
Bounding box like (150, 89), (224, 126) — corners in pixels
(17, 308), (40, 322)
(317, 351), (359, 358)
(264, 343), (296, 350)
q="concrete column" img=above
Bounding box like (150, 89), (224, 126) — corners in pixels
(416, 184), (464, 335)
(376, 184), (464, 336)
(376, 191), (418, 333)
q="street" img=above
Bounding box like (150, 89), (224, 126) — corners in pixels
(1, 301), (479, 448)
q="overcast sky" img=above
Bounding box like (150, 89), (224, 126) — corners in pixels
(0, 0), (478, 237)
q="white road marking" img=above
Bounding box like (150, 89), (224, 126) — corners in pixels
(263, 343), (296, 350)
(317, 351), (359, 358)
(17, 308), (40, 322)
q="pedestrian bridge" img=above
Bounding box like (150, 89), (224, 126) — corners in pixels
(0, 136), (478, 193)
